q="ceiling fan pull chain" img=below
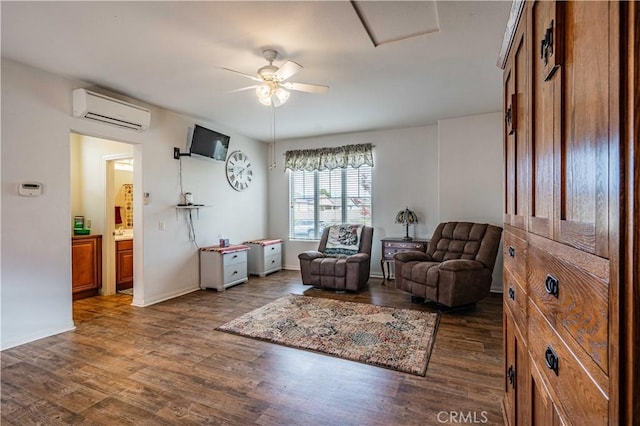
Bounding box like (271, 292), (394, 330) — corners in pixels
(270, 105), (277, 169)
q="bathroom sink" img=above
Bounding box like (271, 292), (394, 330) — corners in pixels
(114, 229), (134, 241)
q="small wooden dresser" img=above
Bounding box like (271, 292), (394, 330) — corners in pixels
(380, 238), (429, 280)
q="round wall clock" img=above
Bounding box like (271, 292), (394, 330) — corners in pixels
(225, 150), (253, 191)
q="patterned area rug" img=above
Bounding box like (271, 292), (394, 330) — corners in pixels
(216, 294), (439, 376)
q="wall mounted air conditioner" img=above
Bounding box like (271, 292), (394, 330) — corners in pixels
(72, 89), (151, 131)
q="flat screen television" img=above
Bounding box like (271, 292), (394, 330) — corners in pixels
(188, 124), (230, 161)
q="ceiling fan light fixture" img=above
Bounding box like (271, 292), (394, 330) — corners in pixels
(256, 84), (271, 99)
(275, 87), (290, 104)
(256, 84), (273, 106)
(224, 49), (328, 107)
(258, 96), (272, 106)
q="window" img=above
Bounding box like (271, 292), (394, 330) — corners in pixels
(290, 165), (372, 239)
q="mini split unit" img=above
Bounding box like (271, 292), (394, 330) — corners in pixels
(72, 88), (151, 131)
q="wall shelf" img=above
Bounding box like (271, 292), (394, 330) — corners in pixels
(175, 205), (211, 219)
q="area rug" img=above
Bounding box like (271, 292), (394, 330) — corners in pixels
(216, 294), (439, 376)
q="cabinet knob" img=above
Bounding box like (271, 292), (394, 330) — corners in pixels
(508, 287), (515, 300)
(508, 246), (515, 257)
(545, 346), (559, 375)
(545, 274), (559, 298)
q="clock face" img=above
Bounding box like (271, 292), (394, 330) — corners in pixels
(225, 150), (253, 191)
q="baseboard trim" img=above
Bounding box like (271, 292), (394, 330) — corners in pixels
(132, 286), (200, 307)
(1, 323), (76, 351)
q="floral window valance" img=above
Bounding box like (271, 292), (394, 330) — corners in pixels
(284, 143), (374, 171)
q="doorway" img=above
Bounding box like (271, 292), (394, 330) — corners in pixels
(70, 132), (138, 301)
(105, 155), (134, 296)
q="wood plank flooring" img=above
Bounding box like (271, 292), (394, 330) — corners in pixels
(1, 271), (504, 425)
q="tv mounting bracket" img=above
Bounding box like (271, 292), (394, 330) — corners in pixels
(173, 147), (191, 160)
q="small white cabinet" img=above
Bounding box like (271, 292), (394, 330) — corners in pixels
(199, 245), (249, 291)
(246, 239), (282, 277)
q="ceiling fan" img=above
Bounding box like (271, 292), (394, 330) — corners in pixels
(222, 49), (329, 107)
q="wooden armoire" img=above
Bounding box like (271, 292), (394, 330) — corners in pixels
(498, 1), (639, 424)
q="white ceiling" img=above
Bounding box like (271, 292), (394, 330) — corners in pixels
(1, 1), (511, 142)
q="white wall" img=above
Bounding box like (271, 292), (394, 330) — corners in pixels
(1, 59), (268, 349)
(268, 126), (440, 274)
(438, 112), (503, 223)
(269, 113), (504, 291)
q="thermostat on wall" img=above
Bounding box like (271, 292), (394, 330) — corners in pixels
(18, 182), (43, 197)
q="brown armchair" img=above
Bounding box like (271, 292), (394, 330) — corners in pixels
(298, 225), (374, 291)
(394, 222), (502, 309)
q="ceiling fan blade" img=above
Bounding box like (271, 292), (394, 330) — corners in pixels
(274, 60), (302, 81)
(220, 67), (263, 82)
(283, 82), (330, 94)
(226, 85), (259, 93)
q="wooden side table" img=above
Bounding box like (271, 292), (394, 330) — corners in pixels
(380, 238), (430, 280)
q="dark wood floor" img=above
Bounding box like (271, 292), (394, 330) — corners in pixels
(1, 270), (504, 425)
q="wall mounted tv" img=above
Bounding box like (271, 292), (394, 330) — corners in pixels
(188, 124), (230, 161)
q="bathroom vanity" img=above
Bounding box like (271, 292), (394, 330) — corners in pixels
(72, 234), (102, 300)
(115, 237), (133, 291)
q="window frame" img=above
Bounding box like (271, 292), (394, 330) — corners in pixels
(289, 165), (372, 240)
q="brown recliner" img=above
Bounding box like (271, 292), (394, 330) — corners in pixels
(298, 225), (374, 291)
(394, 222), (503, 308)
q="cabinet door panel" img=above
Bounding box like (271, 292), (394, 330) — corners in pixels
(529, 0), (556, 238)
(514, 30), (528, 230)
(505, 311), (531, 426)
(505, 29), (528, 230)
(72, 241), (97, 291)
(558, 1), (611, 257)
(505, 64), (516, 225)
(72, 236), (101, 299)
(116, 250), (134, 289)
(531, 357), (568, 426)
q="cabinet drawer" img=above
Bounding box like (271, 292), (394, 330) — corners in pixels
(527, 244), (609, 374)
(262, 243), (281, 256)
(504, 268), (527, 337)
(223, 262), (247, 284)
(381, 240), (428, 261)
(383, 241), (426, 250)
(223, 250), (247, 266)
(384, 248), (404, 259)
(116, 239), (133, 251)
(265, 253), (281, 269)
(528, 303), (608, 425)
(383, 247), (423, 259)
(503, 231), (527, 288)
